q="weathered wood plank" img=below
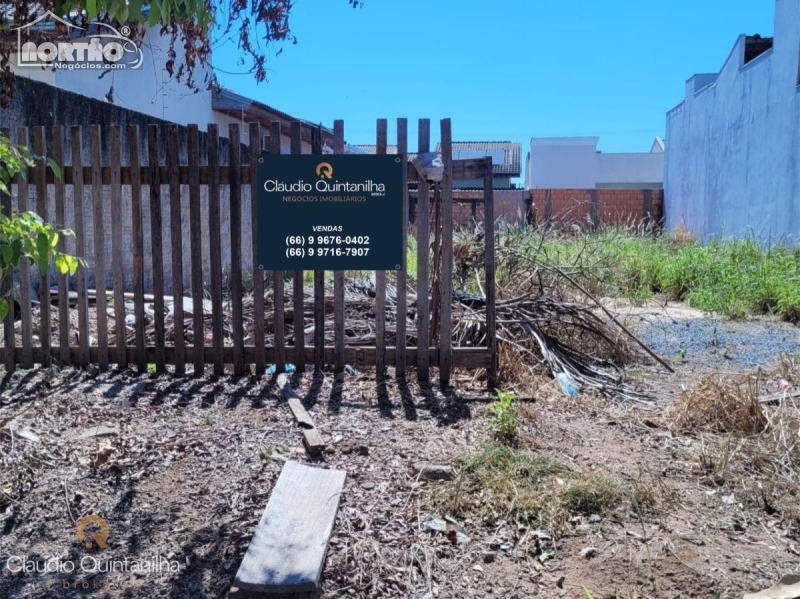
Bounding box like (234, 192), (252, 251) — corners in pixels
(249, 122), (265, 377)
(290, 121), (305, 373)
(16, 346), (492, 368)
(71, 126), (90, 368)
(439, 119), (454, 387)
(167, 124), (185, 374)
(395, 117), (408, 380)
(270, 121), (286, 374)
(233, 461), (346, 594)
(333, 120), (346, 377)
(52, 126), (71, 365)
(484, 158), (497, 390)
(147, 125), (166, 374)
(16, 128), (34, 369)
(33, 127), (52, 366)
(229, 124), (245, 376)
(128, 126), (147, 373)
(188, 125), (204, 376)
(311, 126), (325, 373)
(416, 119), (431, 382)
(207, 125), (225, 376)
(110, 126), (127, 369)
(375, 119), (388, 381)
(0, 129), (13, 373)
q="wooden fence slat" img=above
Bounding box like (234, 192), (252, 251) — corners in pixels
(289, 121), (305, 373)
(0, 128), (13, 373)
(311, 126), (324, 373)
(88, 126), (108, 369)
(207, 125), (225, 375)
(186, 126), (204, 376)
(269, 121), (286, 374)
(52, 126), (70, 365)
(110, 126), (127, 369)
(416, 119), (431, 382)
(333, 120), (345, 376)
(229, 124), (245, 376)
(395, 118), (408, 380)
(16, 128), (34, 369)
(128, 126), (147, 373)
(71, 127), (90, 368)
(33, 127), (52, 366)
(484, 158), (497, 390)
(439, 119), (454, 387)
(249, 122), (265, 377)
(147, 125), (166, 373)
(167, 124), (185, 374)
(375, 119), (388, 380)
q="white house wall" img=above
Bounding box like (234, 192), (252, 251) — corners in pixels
(664, 0), (800, 240)
(527, 137), (663, 189)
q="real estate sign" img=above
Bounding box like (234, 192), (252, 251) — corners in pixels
(257, 155), (404, 271)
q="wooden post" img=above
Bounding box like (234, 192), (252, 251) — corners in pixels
(229, 124), (245, 376)
(188, 125), (205, 375)
(0, 128), (13, 373)
(642, 188), (653, 231)
(484, 158), (497, 390)
(333, 120), (346, 377)
(590, 188), (599, 231)
(250, 122), (266, 377)
(439, 119), (454, 388)
(167, 124), (185, 374)
(128, 126), (147, 373)
(375, 119), (388, 380)
(71, 127), (90, 369)
(207, 125), (225, 376)
(395, 118), (408, 380)
(110, 126), (128, 369)
(33, 127), (52, 366)
(312, 126), (324, 373)
(416, 119), (431, 382)
(16, 128), (33, 369)
(270, 121), (286, 374)
(290, 121), (305, 373)
(52, 126), (71, 365)
(147, 125), (166, 374)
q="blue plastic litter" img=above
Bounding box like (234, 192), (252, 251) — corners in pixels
(266, 363), (296, 375)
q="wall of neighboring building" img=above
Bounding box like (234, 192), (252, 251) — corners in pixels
(664, 0), (800, 240)
(526, 137), (664, 190)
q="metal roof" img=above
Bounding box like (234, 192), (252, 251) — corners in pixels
(436, 141), (521, 176)
(212, 87), (334, 143)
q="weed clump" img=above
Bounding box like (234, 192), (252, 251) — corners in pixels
(434, 444), (621, 535)
(666, 373), (767, 434)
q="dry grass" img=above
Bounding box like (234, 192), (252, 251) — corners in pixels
(666, 373), (767, 434)
(668, 368), (800, 533)
(431, 444), (622, 536)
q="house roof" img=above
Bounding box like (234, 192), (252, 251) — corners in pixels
(352, 140), (521, 177)
(212, 87), (334, 145)
(442, 141), (521, 176)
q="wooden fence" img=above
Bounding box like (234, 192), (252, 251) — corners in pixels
(0, 119), (497, 388)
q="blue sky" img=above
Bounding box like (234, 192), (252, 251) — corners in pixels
(214, 0), (775, 161)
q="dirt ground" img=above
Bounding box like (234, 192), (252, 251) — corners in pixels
(1, 304), (800, 599)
